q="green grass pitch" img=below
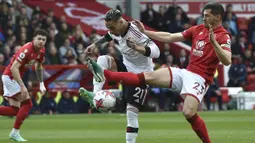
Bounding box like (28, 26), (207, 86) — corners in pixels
(0, 111), (255, 143)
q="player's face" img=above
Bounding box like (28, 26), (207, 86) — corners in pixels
(105, 20), (123, 36)
(202, 9), (217, 28)
(33, 35), (47, 50)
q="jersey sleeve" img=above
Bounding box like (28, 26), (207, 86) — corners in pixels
(138, 33), (160, 58)
(181, 26), (196, 40)
(15, 48), (29, 65)
(218, 33), (231, 52)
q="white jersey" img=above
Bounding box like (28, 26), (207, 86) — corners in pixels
(108, 23), (159, 74)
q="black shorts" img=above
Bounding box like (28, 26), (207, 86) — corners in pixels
(114, 57), (149, 108)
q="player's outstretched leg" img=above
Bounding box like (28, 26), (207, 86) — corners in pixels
(79, 87), (95, 107)
(85, 57), (105, 83)
(183, 96), (211, 143)
(9, 99), (33, 142)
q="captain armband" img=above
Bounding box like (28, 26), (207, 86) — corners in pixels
(144, 46), (151, 57)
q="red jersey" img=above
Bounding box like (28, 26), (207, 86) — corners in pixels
(3, 42), (45, 78)
(182, 24), (231, 84)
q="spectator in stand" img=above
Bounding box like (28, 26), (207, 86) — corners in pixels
(243, 49), (255, 74)
(228, 56), (247, 87)
(0, 53), (8, 66)
(204, 71), (223, 111)
(59, 38), (77, 64)
(64, 48), (78, 65)
(16, 6), (29, 27)
(76, 96), (91, 113)
(175, 49), (189, 68)
(141, 3), (159, 29)
(223, 21), (236, 37)
(156, 5), (168, 32)
(223, 4), (237, 22)
(248, 16), (255, 45)
(45, 42), (61, 65)
(3, 44), (11, 64)
(164, 0), (180, 24)
(168, 14), (185, 33)
(89, 29), (101, 43)
(55, 22), (71, 47)
(76, 43), (85, 56)
(58, 91), (78, 114)
(40, 92), (57, 115)
(41, 16), (53, 31)
(223, 12), (238, 36)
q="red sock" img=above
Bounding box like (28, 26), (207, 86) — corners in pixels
(187, 114), (211, 143)
(0, 106), (19, 116)
(14, 99), (33, 129)
(104, 70), (145, 86)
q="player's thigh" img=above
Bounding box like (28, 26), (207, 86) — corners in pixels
(8, 97), (21, 108)
(15, 93), (30, 102)
(2, 75), (20, 97)
(180, 70), (209, 103)
(124, 84), (149, 108)
(144, 67), (171, 88)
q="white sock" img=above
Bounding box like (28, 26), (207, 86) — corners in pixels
(93, 56), (111, 93)
(126, 104), (139, 143)
(11, 128), (19, 135)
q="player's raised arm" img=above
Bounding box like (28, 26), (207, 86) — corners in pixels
(35, 61), (46, 94)
(209, 24), (232, 66)
(11, 61), (24, 87)
(133, 20), (185, 43)
(10, 60), (28, 97)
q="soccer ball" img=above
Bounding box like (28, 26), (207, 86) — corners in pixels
(93, 90), (116, 112)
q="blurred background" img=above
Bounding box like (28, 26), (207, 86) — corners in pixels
(0, 0), (255, 114)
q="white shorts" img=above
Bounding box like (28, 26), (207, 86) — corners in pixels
(169, 67), (209, 102)
(2, 75), (21, 97)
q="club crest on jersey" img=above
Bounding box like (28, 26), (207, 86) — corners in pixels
(193, 40), (205, 57)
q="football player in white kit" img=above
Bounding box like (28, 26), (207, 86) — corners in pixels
(79, 9), (160, 143)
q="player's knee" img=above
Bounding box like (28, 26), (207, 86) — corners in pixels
(182, 108), (195, 119)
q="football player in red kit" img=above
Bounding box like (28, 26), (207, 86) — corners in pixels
(1, 29), (48, 142)
(86, 2), (231, 143)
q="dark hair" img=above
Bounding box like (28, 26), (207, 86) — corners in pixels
(203, 2), (224, 19)
(33, 29), (48, 38)
(104, 9), (122, 21)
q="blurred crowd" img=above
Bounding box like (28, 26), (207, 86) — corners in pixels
(0, 0), (255, 113)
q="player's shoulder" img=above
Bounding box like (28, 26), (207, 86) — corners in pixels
(215, 26), (230, 34)
(128, 22), (144, 38)
(20, 42), (33, 51)
(192, 24), (206, 31)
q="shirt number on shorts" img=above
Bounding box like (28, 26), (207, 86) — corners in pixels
(133, 87), (147, 105)
(193, 82), (205, 95)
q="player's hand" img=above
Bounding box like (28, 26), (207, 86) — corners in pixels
(20, 86), (29, 98)
(132, 19), (145, 33)
(84, 43), (96, 56)
(209, 24), (216, 44)
(39, 82), (46, 94)
(126, 37), (137, 49)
